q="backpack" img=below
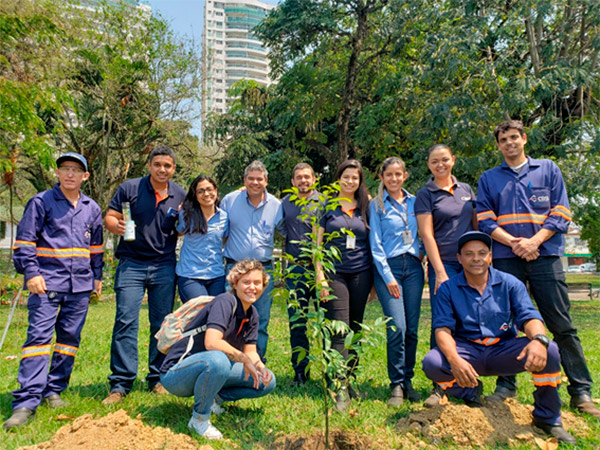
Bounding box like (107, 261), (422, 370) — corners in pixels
(155, 295), (215, 355)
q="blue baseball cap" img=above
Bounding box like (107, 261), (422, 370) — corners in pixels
(57, 152), (88, 171)
(457, 231), (493, 253)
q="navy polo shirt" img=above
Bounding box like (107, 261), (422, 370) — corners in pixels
(319, 204), (371, 273)
(160, 292), (258, 373)
(281, 190), (321, 259)
(109, 176), (186, 264)
(414, 177), (475, 262)
(433, 267), (543, 341)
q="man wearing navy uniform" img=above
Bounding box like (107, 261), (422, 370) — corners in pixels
(102, 145), (185, 404)
(422, 231), (576, 444)
(477, 119), (600, 419)
(4, 153), (103, 429)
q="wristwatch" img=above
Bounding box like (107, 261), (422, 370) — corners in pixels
(532, 334), (550, 348)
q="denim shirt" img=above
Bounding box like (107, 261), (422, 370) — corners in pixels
(176, 207), (228, 279)
(369, 190), (421, 285)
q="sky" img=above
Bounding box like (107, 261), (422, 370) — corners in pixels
(143, 1), (278, 138)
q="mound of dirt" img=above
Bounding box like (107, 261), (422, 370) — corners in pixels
(18, 409), (207, 450)
(269, 429), (377, 450)
(396, 398), (590, 448)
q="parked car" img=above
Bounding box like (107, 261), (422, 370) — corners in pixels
(579, 263), (596, 272)
(567, 265), (583, 273)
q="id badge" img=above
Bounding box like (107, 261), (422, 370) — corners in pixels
(401, 230), (412, 245)
(346, 234), (356, 250)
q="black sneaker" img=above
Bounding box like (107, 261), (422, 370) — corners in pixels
(532, 420), (577, 444)
(464, 382), (484, 408)
(403, 384), (422, 403)
(291, 372), (308, 387)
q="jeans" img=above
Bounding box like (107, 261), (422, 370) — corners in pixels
(286, 264), (314, 377)
(226, 262), (274, 361)
(422, 337), (563, 425)
(108, 258), (176, 393)
(325, 268), (373, 376)
(493, 256), (593, 397)
(160, 350), (276, 420)
(428, 260), (462, 349)
(177, 276), (225, 303)
(374, 254), (424, 388)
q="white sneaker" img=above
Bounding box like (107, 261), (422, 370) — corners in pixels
(188, 416), (223, 440)
(210, 401), (225, 415)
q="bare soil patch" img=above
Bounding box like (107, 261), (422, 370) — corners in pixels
(18, 409), (207, 450)
(396, 398), (590, 448)
(268, 429), (378, 449)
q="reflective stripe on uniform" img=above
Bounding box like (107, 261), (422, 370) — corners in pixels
(532, 371), (562, 387)
(439, 379), (456, 391)
(36, 247), (90, 258)
(476, 210), (497, 221)
(90, 245), (104, 254)
(549, 205), (571, 221)
(21, 344), (52, 358)
(54, 343), (78, 357)
(496, 213), (547, 226)
(470, 337), (500, 346)
(13, 240), (36, 250)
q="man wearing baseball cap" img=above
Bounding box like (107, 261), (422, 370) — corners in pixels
(4, 153), (103, 429)
(421, 231), (575, 444)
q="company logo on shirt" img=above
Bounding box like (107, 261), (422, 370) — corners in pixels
(499, 322), (510, 331)
(529, 194), (550, 203)
(461, 196), (472, 201)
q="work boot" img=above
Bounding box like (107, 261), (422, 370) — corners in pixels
(532, 420), (577, 444)
(403, 384), (422, 403)
(388, 384), (404, 407)
(485, 385), (517, 403)
(570, 393), (600, 419)
(188, 416), (223, 440)
(291, 372), (308, 387)
(464, 382), (484, 408)
(102, 391), (126, 405)
(3, 408), (35, 429)
(42, 394), (69, 409)
(423, 384), (446, 408)
(151, 383), (169, 395)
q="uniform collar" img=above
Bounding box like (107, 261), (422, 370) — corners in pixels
(243, 188), (269, 206)
(52, 183), (88, 205)
(383, 188), (412, 203)
(143, 175), (174, 197)
(455, 267), (502, 288)
(499, 155), (540, 171)
(425, 175), (458, 192)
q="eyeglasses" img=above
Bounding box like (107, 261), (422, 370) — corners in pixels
(58, 166), (85, 175)
(196, 187), (216, 195)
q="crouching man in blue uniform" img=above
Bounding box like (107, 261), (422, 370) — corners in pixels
(4, 153), (103, 429)
(422, 231), (575, 444)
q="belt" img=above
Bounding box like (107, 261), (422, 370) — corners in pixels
(225, 257), (272, 265)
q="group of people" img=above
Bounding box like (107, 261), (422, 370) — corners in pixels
(4, 120), (599, 444)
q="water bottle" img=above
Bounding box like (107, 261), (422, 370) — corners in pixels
(122, 202), (135, 241)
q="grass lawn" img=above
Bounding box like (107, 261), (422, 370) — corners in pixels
(1, 294), (600, 449)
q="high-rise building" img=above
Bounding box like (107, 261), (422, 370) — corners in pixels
(201, 0), (275, 130)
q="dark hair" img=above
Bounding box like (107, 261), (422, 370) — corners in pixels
(494, 120), (525, 142)
(334, 159), (370, 228)
(375, 157), (406, 213)
(148, 145), (176, 164)
(181, 175), (220, 234)
(427, 144), (453, 158)
(292, 162), (315, 178)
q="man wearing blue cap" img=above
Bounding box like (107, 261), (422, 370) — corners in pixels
(4, 153), (104, 429)
(422, 231), (576, 444)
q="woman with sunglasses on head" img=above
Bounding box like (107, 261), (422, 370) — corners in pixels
(370, 157), (424, 407)
(414, 144), (476, 406)
(177, 175), (228, 303)
(315, 159), (373, 411)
